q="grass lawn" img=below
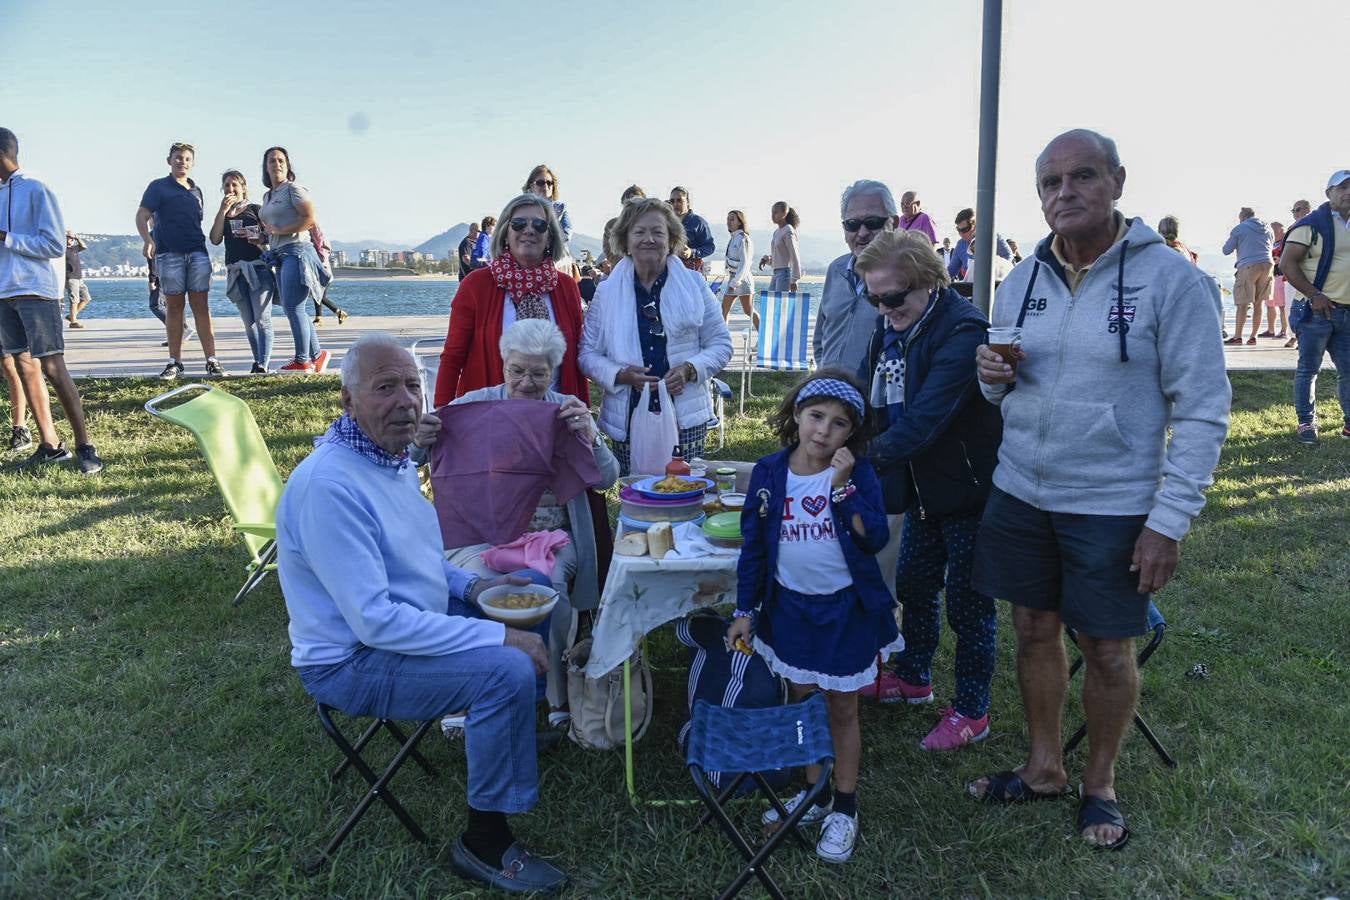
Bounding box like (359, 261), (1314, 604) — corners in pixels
(1, 371), (1347, 898)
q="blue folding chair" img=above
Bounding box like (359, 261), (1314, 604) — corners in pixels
(1064, 601), (1177, 768)
(739, 290), (813, 415)
(686, 694), (834, 900)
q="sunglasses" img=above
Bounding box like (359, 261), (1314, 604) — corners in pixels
(532, 178), (554, 189)
(956, 222), (974, 234)
(509, 217), (549, 234)
(640, 300), (665, 337)
(842, 216), (890, 233)
(170, 142), (195, 155)
(864, 288), (916, 309)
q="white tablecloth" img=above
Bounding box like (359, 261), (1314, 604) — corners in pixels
(585, 552), (739, 677)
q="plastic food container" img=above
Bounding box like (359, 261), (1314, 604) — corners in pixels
(718, 492), (746, 512)
(715, 467), (737, 494)
(619, 486), (706, 523)
(702, 512), (743, 549)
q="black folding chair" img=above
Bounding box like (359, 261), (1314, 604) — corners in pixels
(1064, 601), (1177, 768)
(310, 702), (440, 867)
(686, 694), (835, 900)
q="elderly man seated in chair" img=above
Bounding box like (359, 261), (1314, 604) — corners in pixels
(277, 332), (569, 895)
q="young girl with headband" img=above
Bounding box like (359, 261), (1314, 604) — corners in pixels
(727, 367), (901, 864)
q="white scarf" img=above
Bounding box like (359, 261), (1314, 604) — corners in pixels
(605, 254), (711, 365)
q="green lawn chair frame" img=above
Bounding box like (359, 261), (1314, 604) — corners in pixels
(145, 383), (282, 605)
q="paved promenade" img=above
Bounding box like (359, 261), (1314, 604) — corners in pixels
(59, 310), (1313, 379)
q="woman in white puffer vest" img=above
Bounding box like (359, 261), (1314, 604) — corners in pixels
(580, 197), (733, 474)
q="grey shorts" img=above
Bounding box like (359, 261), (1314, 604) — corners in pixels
(157, 250), (212, 295)
(971, 487), (1150, 638)
(0, 296), (65, 357)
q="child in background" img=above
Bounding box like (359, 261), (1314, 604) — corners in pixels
(727, 368), (900, 864)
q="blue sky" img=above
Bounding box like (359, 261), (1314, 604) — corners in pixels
(3, 0), (1346, 255)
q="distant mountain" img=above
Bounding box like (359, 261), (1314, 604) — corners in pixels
(329, 238), (407, 256)
(412, 223), (605, 265)
(75, 234), (221, 269)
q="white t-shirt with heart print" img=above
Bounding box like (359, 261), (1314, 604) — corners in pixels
(774, 466), (853, 596)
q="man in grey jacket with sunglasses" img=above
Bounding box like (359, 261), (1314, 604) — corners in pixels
(966, 129), (1230, 850)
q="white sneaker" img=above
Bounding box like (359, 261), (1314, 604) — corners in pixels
(760, 788), (832, 829)
(816, 811), (858, 863)
(440, 713), (466, 739)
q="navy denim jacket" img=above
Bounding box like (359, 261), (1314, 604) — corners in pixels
(736, 447), (893, 615)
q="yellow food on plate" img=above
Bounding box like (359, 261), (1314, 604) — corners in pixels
(487, 592), (551, 610)
(653, 475), (704, 493)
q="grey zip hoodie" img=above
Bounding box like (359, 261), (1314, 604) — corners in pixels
(1221, 216), (1273, 269)
(0, 170), (66, 301)
(980, 216), (1230, 541)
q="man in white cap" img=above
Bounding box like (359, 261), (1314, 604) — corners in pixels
(1280, 169), (1350, 443)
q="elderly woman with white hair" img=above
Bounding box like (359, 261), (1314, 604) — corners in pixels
(579, 197), (733, 473)
(433, 194), (588, 407)
(418, 319), (618, 728)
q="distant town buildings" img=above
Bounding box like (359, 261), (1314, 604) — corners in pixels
(329, 249), (349, 267)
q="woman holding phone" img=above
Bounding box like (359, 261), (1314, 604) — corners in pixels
(209, 170), (275, 373)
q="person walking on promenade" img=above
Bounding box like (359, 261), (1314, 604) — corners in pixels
(720, 209), (759, 329)
(668, 186), (715, 273)
(523, 164), (572, 248)
(814, 180), (899, 368)
(470, 216), (495, 268)
(1266, 221), (1289, 339)
(135, 141), (225, 380)
(209, 169), (275, 374)
(258, 146), (330, 374)
(0, 127), (104, 473)
(898, 191), (938, 244)
(1222, 207), (1273, 345)
(1285, 199), (1314, 348)
(969, 129), (1229, 849)
(760, 201), (802, 293)
(1281, 170), (1350, 444)
(457, 222), (480, 278)
(947, 207), (1012, 281)
(64, 231), (92, 328)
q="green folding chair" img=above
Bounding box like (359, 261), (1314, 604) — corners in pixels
(145, 383), (283, 605)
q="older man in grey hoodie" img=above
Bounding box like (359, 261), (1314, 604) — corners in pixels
(1222, 208), (1274, 344)
(967, 130), (1230, 850)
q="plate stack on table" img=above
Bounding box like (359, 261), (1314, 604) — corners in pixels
(617, 475), (714, 533)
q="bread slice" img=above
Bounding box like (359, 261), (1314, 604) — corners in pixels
(615, 532), (649, 557)
(647, 522), (675, 560)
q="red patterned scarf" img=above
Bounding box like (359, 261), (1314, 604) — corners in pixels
(490, 249), (559, 320)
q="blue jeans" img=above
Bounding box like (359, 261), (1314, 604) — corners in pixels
(277, 254), (320, 363)
(1292, 304), (1350, 427)
(156, 250), (212, 296)
(768, 267), (792, 292)
(892, 510), (996, 718)
(231, 276), (275, 369)
(297, 571), (551, 814)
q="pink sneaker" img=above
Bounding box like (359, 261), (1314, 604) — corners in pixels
(920, 707), (990, 752)
(858, 668), (934, 705)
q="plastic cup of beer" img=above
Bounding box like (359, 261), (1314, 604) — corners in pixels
(987, 326), (1023, 374)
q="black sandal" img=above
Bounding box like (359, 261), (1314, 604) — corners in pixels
(970, 770), (1073, 804)
(1076, 793), (1131, 850)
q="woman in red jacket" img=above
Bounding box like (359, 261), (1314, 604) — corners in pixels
(434, 194), (587, 406)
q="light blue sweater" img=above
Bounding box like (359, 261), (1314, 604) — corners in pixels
(278, 441), (506, 667)
(1222, 217), (1273, 269)
(0, 170), (66, 301)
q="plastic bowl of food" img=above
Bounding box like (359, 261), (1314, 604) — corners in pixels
(476, 583), (559, 627)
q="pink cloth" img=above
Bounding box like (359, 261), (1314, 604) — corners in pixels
(430, 398), (601, 548)
(482, 529), (572, 576)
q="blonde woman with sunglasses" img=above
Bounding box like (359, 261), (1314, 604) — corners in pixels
(433, 194), (587, 406)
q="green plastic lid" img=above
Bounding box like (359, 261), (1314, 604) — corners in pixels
(703, 511), (741, 538)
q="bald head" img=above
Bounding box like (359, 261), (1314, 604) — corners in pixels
(1035, 129), (1125, 243)
(1035, 129), (1121, 176)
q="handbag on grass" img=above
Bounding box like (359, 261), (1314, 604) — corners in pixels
(563, 637), (653, 751)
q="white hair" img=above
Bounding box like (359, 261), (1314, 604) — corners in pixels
(340, 332), (416, 388)
(840, 179), (898, 219)
(499, 319), (566, 370)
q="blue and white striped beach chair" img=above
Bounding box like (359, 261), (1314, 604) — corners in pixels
(739, 290), (813, 415)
